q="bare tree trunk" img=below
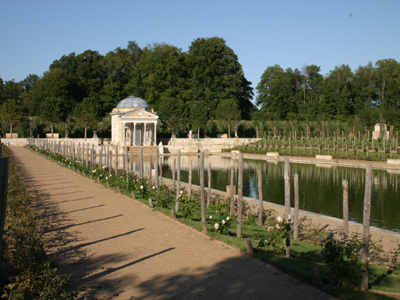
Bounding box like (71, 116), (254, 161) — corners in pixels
(237, 155), (244, 237)
(284, 158), (291, 218)
(361, 164), (373, 292)
(257, 165), (263, 226)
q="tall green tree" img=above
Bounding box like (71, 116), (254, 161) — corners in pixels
(190, 101), (208, 138)
(0, 80), (23, 106)
(300, 64), (323, 118)
(321, 65), (354, 118)
(100, 44), (140, 115)
(76, 50), (104, 99)
(256, 65), (297, 119)
(0, 98), (26, 134)
(73, 97), (98, 139)
(157, 97), (185, 138)
(353, 62), (377, 113)
(187, 37), (253, 119)
(374, 59), (400, 126)
(374, 59), (400, 109)
(33, 68), (78, 134)
(125, 43), (188, 113)
(215, 98), (241, 137)
(20, 74), (40, 116)
(50, 52), (78, 74)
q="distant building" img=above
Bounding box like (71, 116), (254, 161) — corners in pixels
(110, 96), (158, 146)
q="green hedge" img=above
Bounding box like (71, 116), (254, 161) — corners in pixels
(0, 145), (74, 299)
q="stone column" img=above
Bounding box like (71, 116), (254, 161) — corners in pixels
(130, 123), (134, 146)
(154, 122), (157, 146)
(133, 122), (136, 146)
(123, 122), (126, 146)
(144, 123), (147, 146)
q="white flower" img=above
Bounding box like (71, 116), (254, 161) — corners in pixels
(226, 216), (230, 221)
(209, 216), (213, 219)
(105, 176), (108, 180)
(180, 190), (183, 194)
(287, 214), (294, 220)
(214, 223), (220, 230)
(152, 186), (155, 190)
(222, 220), (226, 224)
(276, 216), (283, 222)
(140, 185), (144, 190)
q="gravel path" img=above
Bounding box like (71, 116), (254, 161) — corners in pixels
(10, 146), (335, 300)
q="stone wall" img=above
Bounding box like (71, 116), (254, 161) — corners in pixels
(165, 137), (260, 153)
(1, 138), (28, 147)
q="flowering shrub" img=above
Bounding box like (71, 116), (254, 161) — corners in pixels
(209, 201), (232, 234)
(297, 216), (328, 245)
(320, 232), (362, 288)
(89, 166), (108, 180)
(155, 186), (174, 208)
(133, 179), (149, 199)
(213, 216), (232, 234)
(179, 189), (196, 220)
(257, 215), (292, 255)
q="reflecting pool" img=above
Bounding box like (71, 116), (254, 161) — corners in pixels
(161, 155), (400, 233)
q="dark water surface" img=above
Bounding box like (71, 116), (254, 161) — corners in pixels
(161, 155), (400, 233)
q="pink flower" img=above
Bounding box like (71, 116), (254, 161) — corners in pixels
(214, 223), (220, 230)
(140, 185), (144, 190)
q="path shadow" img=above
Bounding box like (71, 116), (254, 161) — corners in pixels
(134, 256), (333, 300)
(47, 214), (124, 233)
(59, 228), (145, 255)
(45, 204), (106, 218)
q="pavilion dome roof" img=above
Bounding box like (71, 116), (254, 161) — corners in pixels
(116, 96), (150, 109)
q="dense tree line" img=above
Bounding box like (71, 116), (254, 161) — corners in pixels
(0, 38), (253, 138)
(0, 36), (399, 138)
(255, 59), (400, 128)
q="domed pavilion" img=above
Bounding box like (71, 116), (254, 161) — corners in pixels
(110, 96), (158, 146)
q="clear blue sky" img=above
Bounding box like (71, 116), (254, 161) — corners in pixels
(1, 0), (399, 92)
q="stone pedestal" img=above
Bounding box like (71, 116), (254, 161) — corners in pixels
(373, 123), (389, 140)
